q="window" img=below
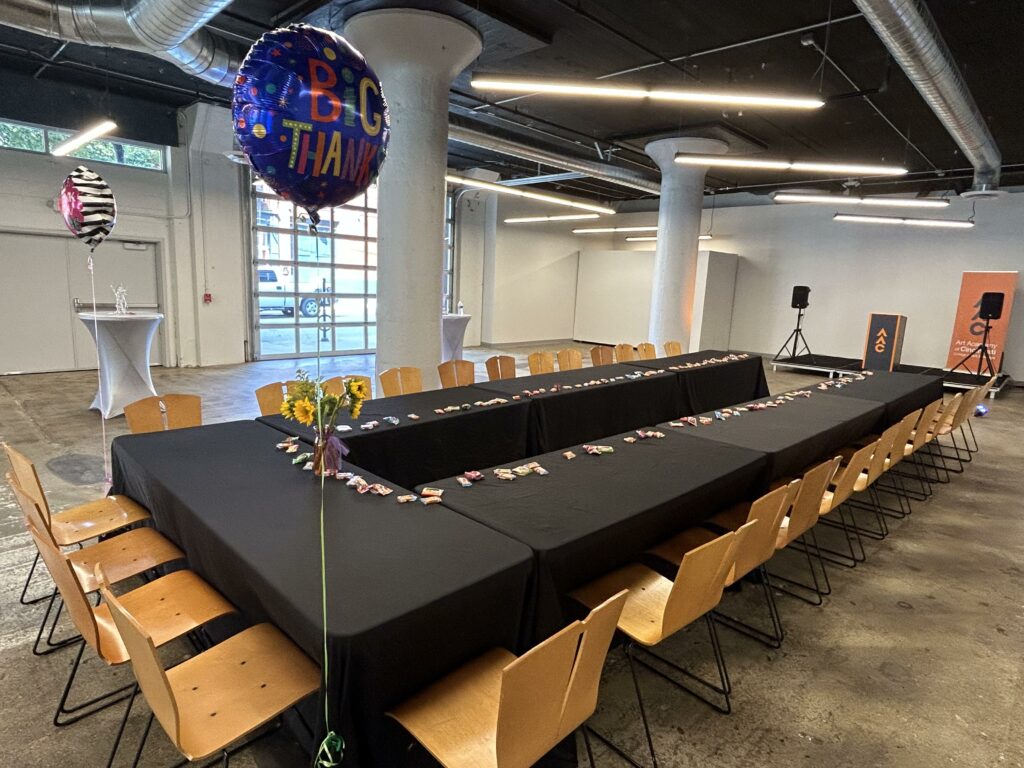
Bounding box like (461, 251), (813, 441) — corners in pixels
(443, 192), (455, 313)
(0, 119), (165, 171)
(251, 176), (378, 359)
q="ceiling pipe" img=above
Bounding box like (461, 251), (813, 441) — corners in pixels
(448, 124), (661, 196)
(852, 0), (1001, 192)
(0, 0), (243, 86)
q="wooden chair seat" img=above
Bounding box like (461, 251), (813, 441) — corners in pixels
(164, 623), (320, 761)
(572, 563), (674, 646)
(93, 570), (235, 664)
(49, 495), (150, 547)
(852, 471), (870, 494)
(69, 528), (184, 593)
(390, 647), (514, 768)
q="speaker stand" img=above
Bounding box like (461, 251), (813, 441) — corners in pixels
(950, 320), (997, 379)
(773, 307), (814, 363)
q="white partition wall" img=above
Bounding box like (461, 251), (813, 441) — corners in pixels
(690, 251), (739, 352)
(573, 250), (654, 345)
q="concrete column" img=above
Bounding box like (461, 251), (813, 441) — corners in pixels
(645, 137), (728, 350)
(344, 10), (482, 386)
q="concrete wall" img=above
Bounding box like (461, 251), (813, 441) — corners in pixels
(0, 103), (248, 368)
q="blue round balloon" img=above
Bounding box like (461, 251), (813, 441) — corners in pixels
(232, 24), (389, 227)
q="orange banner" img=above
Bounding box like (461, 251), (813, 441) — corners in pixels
(945, 271), (1019, 370)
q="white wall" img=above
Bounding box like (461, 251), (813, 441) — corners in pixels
(573, 249), (653, 344)
(0, 103), (248, 369)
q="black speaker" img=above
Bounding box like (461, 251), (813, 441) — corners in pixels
(980, 292), (1004, 321)
(791, 285), (810, 310)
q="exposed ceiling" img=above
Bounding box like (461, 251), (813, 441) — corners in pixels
(0, 0), (1021, 201)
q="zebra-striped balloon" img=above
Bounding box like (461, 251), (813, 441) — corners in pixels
(57, 165), (117, 251)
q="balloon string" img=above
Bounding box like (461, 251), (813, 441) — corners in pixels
(87, 255), (112, 490)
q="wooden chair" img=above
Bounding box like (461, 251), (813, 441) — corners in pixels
(379, 367), (423, 397)
(527, 351), (555, 375)
(898, 399), (944, 497)
(663, 340), (683, 357)
(589, 346), (613, 367)
(388, 592), (627, 768)
(648, 483), (799, 647)
(438, 360), (475, 389)
(636, 342), (657, 360)
(613, 344), (635, 363)
(25, 520), (233, 738)
(961, 375), (997, 454)
(573, 525), (751, 733)
(556, 348), (583, 371)
(101, 573), (320, 766)
(485, 355), (516, 381)
(124, 394), (202, 434)
(816, 441), (878, 568)
(3, 444), (150, 606)
(255, 382), (286, 416)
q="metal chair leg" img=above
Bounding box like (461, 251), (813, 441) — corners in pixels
(583, 643), (658, 767)
(770, 533), (827, 606)
(19, 552), (50, 606)
(53, 639), (136, 727)
(33, 590), (82, 656)
(106, 684), (139, 768)
(713, 565), (785, 647)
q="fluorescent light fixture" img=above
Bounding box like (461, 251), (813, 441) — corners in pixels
(51, 119), (117, 157)
(445, 174), (615, 215)
(504, 213), (600, 223)
(773, 192), (949, 208)
(625, 234), (713, 242)
(471, 77), (824, 110)
(833, 213), (974, 229)
(573, 225), (658, 234)
(675, 154), (907, 176)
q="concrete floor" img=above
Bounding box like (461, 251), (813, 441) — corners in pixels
(1, 345), (1021, 767)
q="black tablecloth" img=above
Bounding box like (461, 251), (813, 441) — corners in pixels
(420, 430), (768, 641)
(663, 393), (885, 480)
(257, 384), (532, 487)
(815, 372), (945, 425)
(632, 350), (771, 414)
(111, 421), (532, 768)
(474, 364), (687, 452)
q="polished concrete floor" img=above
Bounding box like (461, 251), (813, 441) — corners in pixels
(1, 345), (1021, 767)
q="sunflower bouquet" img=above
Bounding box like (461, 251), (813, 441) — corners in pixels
(280, 370), (369, 475)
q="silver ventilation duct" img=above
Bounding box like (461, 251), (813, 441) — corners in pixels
(449, 124), (661, 196)
(852, 0), (1002, 192)
(1, 0), (242, 86)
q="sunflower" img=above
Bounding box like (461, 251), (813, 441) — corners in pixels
(349, 401), (362, 419)
(293, 397), (316, 426)
(279, 398), (295, 418)
(346, 377), (370, 401)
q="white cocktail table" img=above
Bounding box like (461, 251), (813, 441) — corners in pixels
(79, 311), (163, 418)
(441, 313), (472, 361)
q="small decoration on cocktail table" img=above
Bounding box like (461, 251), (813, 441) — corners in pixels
(111, 284), (129, 315)
(279, 369), (368, 476)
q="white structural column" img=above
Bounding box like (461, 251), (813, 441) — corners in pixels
(344, 10), (482, 386)
(645, 137), (729, 350)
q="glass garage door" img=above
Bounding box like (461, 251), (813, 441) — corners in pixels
(251, 177), (378, 359)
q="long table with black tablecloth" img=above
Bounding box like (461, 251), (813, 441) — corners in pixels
(658, 392), (886, 480)
(418, 431), (769, 642)
(814, 371), (945, 424)
(110, 420), (533, 768)
(258, 384), (533, 488)
(632, 349), (771, 414)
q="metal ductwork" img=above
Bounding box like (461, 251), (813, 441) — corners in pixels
(449, 124), (662, 196)
(1, 0), (242, 86)
(852, 0), (1001, 191)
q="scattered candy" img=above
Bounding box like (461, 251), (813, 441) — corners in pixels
(396, 494), (418, 503)
(383, 416), (400, 426)
(336, 425), (352, 432)
(464, 470), (484, 482)
(457, 476), (473, 488)
(408, 413), (420, 420)
(563, 451), (576, 460)
(420, 496), (442, 505)
(302, 461), (314, 471)
(624, 436), (637, 443)
(292, 452), (312, 464)
(369, 484), (393, 496)
(421, 487), (444, 498)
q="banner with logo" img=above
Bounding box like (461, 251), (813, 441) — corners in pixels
(945, 271), (1019, 370)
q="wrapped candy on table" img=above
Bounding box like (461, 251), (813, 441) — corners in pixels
(464, 470), (485, 482)
(408, 413), (420, 420)
(623, 436), (637, 444)
(456, 476), (473, 488)
(562, 451), (576, 460)
(383, 416), (400, 426)
(397, 494), (418, 503)
(421, 487), (444, 498)
(369, 484), (393, 496)
(420, 496), (442, 505)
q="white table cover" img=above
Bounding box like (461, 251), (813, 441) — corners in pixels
(441, 314), (472, 361)
(79, 311), (163, 419)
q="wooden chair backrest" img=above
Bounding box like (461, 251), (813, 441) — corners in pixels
(527, 352), (555, 375)
(662, 529), (742, 639)
(124, 395), (202, 434)
(100, 571), (181, 749)
(885, 409), (921, 468)
(485, 355), (516, 381)
(785, 458), (841, 544)
(974, 375), (997, 404)
(556, 349), (583, 371)
(910, 399), (943, 451)
(438, 360), (475, 389)
(613, 344), (635, 363)
(866, 422), (901, 483)
(936, 393), (964, 432)
(379, 367), (423, 397)
(731, 481), (800, 582)
(255, 382), (286, 417)
(663, 340), (683, 357)
(3, 443), (50, 517)
(590, 346), (613, 367)
(285, 380), (301, 396)
(24, 518), (100, 652)
(495, 591), (627, 766)
(829, 441), (877, 510)
(636, 342), (657, 360)
(7, 471), (52, 539)
(321, 377), (344, 397)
